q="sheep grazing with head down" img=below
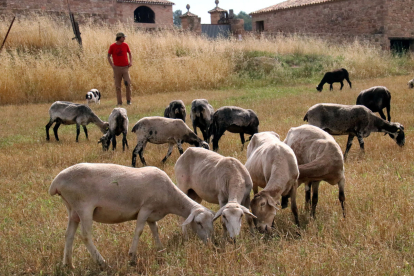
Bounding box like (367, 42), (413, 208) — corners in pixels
(210, 106), (259, 151)
(46, 101), (109, 142)
(356, 86), (391, 122)
(245, 132), (299, 232)
(190, 99), (214, 143)
(85, 89), (101, 105)
(304, 103), (405, 160)
(164, 100), (187, 122)
(408, 78), (414, 89)
(49, 163), (215, 268)
(316, 68), (352, 92)
(98, 108), (129, 151)
(131, 117), (209, 167)
(175, 147), (256, 239)
(284, 125), (346, 218)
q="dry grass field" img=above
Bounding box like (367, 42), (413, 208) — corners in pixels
(1, 73), (414, 275)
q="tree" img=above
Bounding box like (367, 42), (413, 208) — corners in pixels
(173, 10), (182, 27)
(235, 11), (252, 31)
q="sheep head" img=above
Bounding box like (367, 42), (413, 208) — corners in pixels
(250, 191), (280, 233)
(213, 202), (256, 239)
(98, 132), (111, 151)
(408, 80), (414, 89)
(182, 207), (214, 243)
(388, 123), (405, 147)
(316, 85), (323, 92)
(200, 141), (210, 150)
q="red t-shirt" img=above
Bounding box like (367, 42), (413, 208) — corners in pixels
(108, 42), (131, 67)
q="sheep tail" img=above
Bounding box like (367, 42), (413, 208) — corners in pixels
(209, 117), (218, 139)
(303, 113), (308, 122)
(131, 122), (141, 133)
(298, 158), (332, 181)
(49, 177), (61, 196)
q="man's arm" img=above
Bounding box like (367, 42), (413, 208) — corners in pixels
(107, 53), (114, 68)
(128, 52), (133, 67)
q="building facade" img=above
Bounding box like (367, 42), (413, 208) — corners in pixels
(251, 0), (414, 50)
(0, 0), (174, 28)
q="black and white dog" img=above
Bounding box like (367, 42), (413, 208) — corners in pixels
(85, 89), (101, 105)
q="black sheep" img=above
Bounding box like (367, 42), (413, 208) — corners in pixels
(164, 100), (187, 122)
(356, 86), (391, 122)
(210, 106), (259, 152)
(316, 68), (352, 92)
(190, 99), (214, 143)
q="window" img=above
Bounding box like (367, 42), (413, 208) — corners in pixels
(256, 21), (264, 33)
(134, 6), (155, 23)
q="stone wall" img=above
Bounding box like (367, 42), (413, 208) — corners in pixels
(385, 0), (414, 39)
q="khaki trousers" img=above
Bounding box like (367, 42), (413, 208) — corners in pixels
(113, 66), (132, 105)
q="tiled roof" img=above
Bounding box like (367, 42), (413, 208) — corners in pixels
(208, 7), (227, 13)
(117, 0), (174, 5)
(180, 11), (198, 17)
(251, 0), (340, 15)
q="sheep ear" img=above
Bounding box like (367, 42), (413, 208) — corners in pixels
(267, 197), (280, 211)
(182, 212), (195, 226)
(240, 206), (257, 219)
(213, 206), (226, 221)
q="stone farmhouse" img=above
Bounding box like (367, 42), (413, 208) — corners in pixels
(251, 0), (414, 50)
(0, 0), (174, 28)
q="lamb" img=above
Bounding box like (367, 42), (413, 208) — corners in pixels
(164, 100), (187, 122)
(85, 89), (101, 105)
(49, 163), (215, 268)
(245, 132), (299, 232)
(98, 108), (129, 151)
(131, 117), (209, 167)
(45, 101), (109, 142)
(304, 103), (405, 160)
(284, 125), (346, 218)
(316, 68), (352, 92)
(408, 78), (414, 89)
(210, 106), (259, 151)
(175, 147), (256, 239)
(190, 99), (214, 143)
(356, 86), (391, 121)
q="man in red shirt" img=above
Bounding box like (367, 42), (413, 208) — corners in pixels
(108, 32), (133, 105)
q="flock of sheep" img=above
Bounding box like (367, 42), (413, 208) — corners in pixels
(46, 73), (412, 269)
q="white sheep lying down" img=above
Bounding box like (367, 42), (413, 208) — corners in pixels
(49, 163), (214, 268)
(175, 147), (256, 239)
(284, 125), (346, 218)
(245, 132), (299, 232)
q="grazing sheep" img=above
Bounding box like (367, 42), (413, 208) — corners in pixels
(131, 117), (209, 167)
(98, 108), (129, 151)
(408, 79), (414, 89)
(49, 163), (215, 268)
(210, 106), (259, 152)
(304, 103), (405, 160)
(85, 89), (101, 105)
(316, 68), (352, 92)
(356, 86), (391, 122)
(164, 100), (187, 122)
(284, 125), (346, 218)
(175, 147), (256, 239)
(45, 101), (109, 142)
(245, 132), (299, 232)
(190, 99), (214, 142)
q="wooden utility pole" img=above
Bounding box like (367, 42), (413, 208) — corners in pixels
(0, 16), (16, 52)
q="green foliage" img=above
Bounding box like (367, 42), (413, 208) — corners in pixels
(235, 11), (252, 31)
(173, 10), (182, 27)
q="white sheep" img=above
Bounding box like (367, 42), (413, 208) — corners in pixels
(98, 107), (129, 151)
(245, 132), (299, 232)
(175, 147), (256, 239)
(49, 163), (215, 268)
(408, 79), (414, 89)
(85, 89), (101, 105)
(45, 101), (109, 142)
(284, 125), (346, 218)
(131, 116), (209, 167)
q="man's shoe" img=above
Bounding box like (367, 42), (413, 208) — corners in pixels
(127, 101), (131, 105)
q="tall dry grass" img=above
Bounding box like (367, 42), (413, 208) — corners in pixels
(1, 15), (413, 105)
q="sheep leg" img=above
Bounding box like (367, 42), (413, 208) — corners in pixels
(305, 182), (311, 212)
(338, 178), (346, 218)
(147, 221), (164, 250)
(239, 133), (245, 151)
(162, 143), (175, 163)
(122, 132), (129, 151)
(290, 180), (299, 227)
(242, 195), (255, 234)
(340, 81), (344, 90)
(345, 77), (352, 88)
(53, 120), (61, 141)
(386, 105), (391, 122)
(310, 181), (320, 218)
(212, 128), (226, 152)
(111, 135), (117, 151)
(193, 123), (198, 135)
(177, 141), (184, 155)
(78, 210), (106, 267)
(82, 125), (88, 140)
(132, 142), (147, 167)
(76, 124), (80, 142)
(46, 119), (53, 141)
(356, 134), (365, 155)
(129, 209), (151, 265)
(344, 134), (355, 160)
(329, 84), (333, 91)
(378, 109), (387, 121)
(63, 216), (79, 269)
(253, 184), (258, 194)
